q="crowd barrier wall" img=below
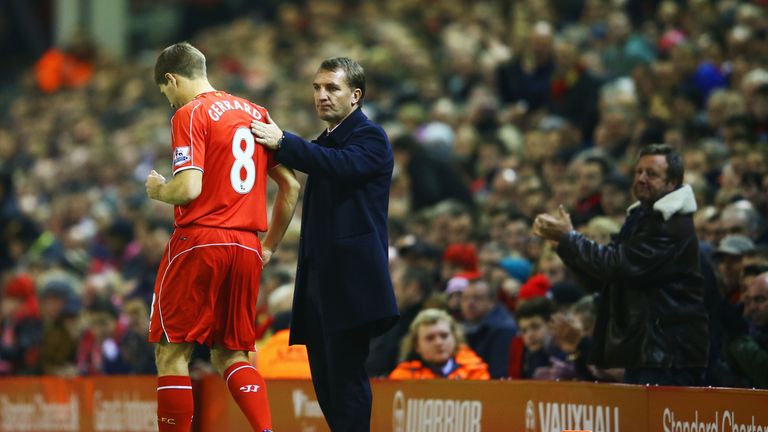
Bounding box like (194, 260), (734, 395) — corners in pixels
(0, 376), (766, 431)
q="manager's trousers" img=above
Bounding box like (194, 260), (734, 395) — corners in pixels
(305, 269), (373, 431)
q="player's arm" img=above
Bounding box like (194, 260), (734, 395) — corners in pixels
(261, 165), (300, 264)
(146, 169), (202, 205)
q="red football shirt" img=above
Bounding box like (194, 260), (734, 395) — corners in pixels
(169, 91), (276, 231)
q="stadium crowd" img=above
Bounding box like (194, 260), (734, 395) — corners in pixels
(1, 0), (767, 388)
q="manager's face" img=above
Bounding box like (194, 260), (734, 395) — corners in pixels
(313, 68), (361, 126)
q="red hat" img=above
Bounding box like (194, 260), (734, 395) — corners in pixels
(442, 243), (478, 271)
(3, 274), (39, 321)
(517, 274), (551, 300)
(658, 29), (686, 52)
(454, 270), (481, 280)
(4, 274), (35, 299)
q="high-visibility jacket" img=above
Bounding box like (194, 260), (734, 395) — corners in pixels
(35, 49), (93, 94)
(255, 329), (312, 379)
(388, 345), (490, 380)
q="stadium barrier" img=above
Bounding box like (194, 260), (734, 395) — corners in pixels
(0, 376), (766, 431)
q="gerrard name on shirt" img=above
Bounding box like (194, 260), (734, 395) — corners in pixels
(208, 99), (263, 122)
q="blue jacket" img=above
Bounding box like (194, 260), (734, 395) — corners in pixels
(464, 304), (517, 378)
(275, 108), (398, 344)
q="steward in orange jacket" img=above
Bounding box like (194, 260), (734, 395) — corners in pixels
(256, 329), (312, 379)
(389, 344), (490, 380)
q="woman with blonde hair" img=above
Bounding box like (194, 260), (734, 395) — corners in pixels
(389, 308), (490, 380)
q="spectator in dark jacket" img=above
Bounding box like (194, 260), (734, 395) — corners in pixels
(37, 279), (79, 376)
(725, 272), (768, 388)
(460, 278), (517, 378)
(508, 297), (566, 379)
(496, 21), (555, 113)
(572, 157), (609, 227)
(367, 267), (432, 377)
(392, 136), (473, 211)
(547, 39), (601, 141)
(118, 297), (156, 374)
(534, 144), (708, 386)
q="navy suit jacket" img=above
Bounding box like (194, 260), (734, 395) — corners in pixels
(275, 108), (399, 344)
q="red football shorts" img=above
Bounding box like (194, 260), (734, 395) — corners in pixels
(148, 225), (263, 351)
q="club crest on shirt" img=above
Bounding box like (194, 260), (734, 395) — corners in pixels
(174, 147), (191, 166)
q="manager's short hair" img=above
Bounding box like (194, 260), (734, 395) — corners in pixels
(154, 42), (207, 85)
(319, 57), (366, 100)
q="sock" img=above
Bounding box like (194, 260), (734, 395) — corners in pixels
(224, 362), (272, 431)
(156, 375), (194, 432)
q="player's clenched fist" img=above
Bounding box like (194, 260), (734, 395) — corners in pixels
(146, 169), (166, 201)
(261, 248), (273, 266)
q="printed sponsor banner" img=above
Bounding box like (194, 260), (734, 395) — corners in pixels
(371, 379), (647, 432)
(1, 376), (767, 431)
(0, 377), (81, 432)
(197, 375), (251, 432)
(513, 381), (648, 432)
(197, 376), (331, 432)
(648, 386), (768, 432)
(0, 376), (157, 432)
(85, 378), (157, 432)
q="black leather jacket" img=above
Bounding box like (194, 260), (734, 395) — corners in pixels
(557, 192), (708, 369)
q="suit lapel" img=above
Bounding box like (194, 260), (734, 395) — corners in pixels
(327, 107), (366, 147)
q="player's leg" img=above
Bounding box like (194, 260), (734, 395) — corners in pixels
(211, 231), (271, 431)
(148, 227), (218, 432)
(211, 347), (272, 432)
(155, 339), (195, 432)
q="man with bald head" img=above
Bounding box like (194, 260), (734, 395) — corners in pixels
(726, 273), (768, 388)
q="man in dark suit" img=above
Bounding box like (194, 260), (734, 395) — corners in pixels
(251, 57), (398, 431)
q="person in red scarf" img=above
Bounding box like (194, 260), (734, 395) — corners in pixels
(0, 274), (41, 375)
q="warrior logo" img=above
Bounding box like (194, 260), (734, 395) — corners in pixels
(392, 391), (406, 432)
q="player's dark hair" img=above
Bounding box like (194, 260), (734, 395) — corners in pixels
(154, 42), (207, 85)
(638, 143), (685, 187)
(319, 57), (366, 101)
